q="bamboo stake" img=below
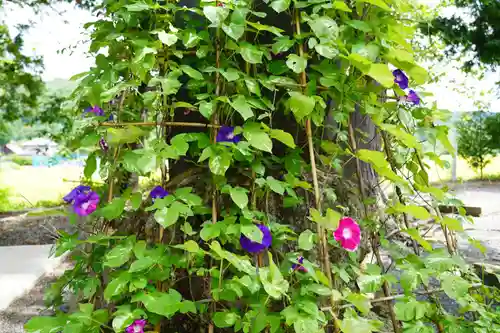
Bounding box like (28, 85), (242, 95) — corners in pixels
(293, 8), (338, 332)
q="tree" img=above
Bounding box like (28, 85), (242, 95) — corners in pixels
(456, 111), (495, 179)
(424, 0), (500, 70)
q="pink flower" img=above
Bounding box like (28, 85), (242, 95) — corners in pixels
(126, 319), (147, 333)
(333, 217), (361, 252)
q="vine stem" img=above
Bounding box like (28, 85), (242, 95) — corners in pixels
(208, 5), (222, 333)
(293, 8), (338, 332)
(381, 132), (419, 255)
(347, 121), (401, 333)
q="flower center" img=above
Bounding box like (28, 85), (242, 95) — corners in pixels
(134, 325), (142, 333)
(342, 228), (352, 239)
(82, 201), (90, 210)
(226, 133), (234, 139)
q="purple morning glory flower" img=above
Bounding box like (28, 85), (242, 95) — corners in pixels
(407, 90), (420, 105)
(84, 105), (105, 116)
(240, 224), (272, 253)
(126, 319), (147, 333)
(292, 256), (307, 273)
(73, 191), (100, 216)
(150, 186), (169, 201)
(99, 137), (109, 152)
(216, 126), (241, 143)
(63, 185), (91, 203)
(392, 69), (409, 89)
(108, 114), (114, 121)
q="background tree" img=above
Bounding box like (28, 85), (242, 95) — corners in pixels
(424, 0), (500, 70)
(456, 111), (495, 179)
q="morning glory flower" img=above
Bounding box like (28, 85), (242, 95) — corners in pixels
(216, 126), (241, 143)
(150, 186), (169, 201)
(292, 256), (307, 273)
(99, 137), (109, 152)
(126, 319), (147, 333)
(240, 224), (272, 253)
(63, 185), (91, 203)
(392, 69), (409, 89)
(73, 191), (100, 216)
(406, 90), (420, 105)
(84, 105), (105, 116)
(333, 217), (361, 252)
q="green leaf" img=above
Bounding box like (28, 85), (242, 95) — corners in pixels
(209, 150), (231, 175)
(270, 0), (291, 13)
(221, 68), (240, 82)
(25, 316), (66, 333)
(339, 309), (381, 333)
(309, 208), (341, 230)
(441, 217), (463, 232)
(308, 16), (339, 40)
(157, 31), (178, 46)
(367, 63), (394, 88)
(203, 6), (229, 27)
(222, 23), (245, 40)
(134, 290), (182, 318)
(154, 206), (181, 228)
(230, 95), (254, 120)
(173, 240), (200, 253)
(100, 197), (126, 220)
(84, 153), (97, 179)
(243, 124), (273, 152)
(387, 203), (430, 220)
(130, 192), (142, 210)
(333, 1), (351, 11)
(200, 223), (223, 241)
(240, 43), (264, 64)
(359, 0), (391, 11)
(269, 129), (295, 148)
(104, 241), (133, 268)
(104, 272), (131, 300)
(241, 224), (263, 243)
(129, 257), (155, 272)
(408, 65), (429, 84)
(229, 187), (248, 209)
(405, 228), (432, 252)
(306, 284), (333, 296)
(107, 126), (145, 145)
(380, 124), (419, 149)
(259, 252), (289, 299)
(298, 229), (315, 250)
(199, 100), (215, 119)
(286, 54), (307, 73)
(345, 293), (372, 314)
(179, 300), (197, 314)
(266, 176), (285, 195)
(272, 37), (295, 54)
(181, 65), (204, 80)
(357, 274), (383, 293)
(125, 3), (150, 11)
(315, 44), (338, 59)
(213, 312), (240, 328)
(288, 92), (316, 121)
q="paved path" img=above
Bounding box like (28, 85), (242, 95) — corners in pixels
(0, 245), (61, 311)
(451, 182), (500, 263)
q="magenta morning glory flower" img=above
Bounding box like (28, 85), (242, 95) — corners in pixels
(149, 186), (169, 201)
(333, 217), (361, 252)
(73, 191), (100, 216)
(406, 90), (420, 105)
(84, 105), (105, 116)
(99, 137), (109, 152)
(240, 224), (272, 253)
(63, 185), (91, 203)
(392, 69), (409, 90)
(216, 126), (241, 143)
(126, 319), (147, 333)
(292, 256), (307, 273)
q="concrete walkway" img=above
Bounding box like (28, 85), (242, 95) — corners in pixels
(0, 245), (61, 311)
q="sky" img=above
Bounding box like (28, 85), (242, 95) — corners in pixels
(1, 1), (499, 113)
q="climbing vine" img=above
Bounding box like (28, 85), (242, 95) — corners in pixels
(25, 0), (500, 333)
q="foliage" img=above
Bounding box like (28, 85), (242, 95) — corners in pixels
(456, 111), (496, 179)
(22, 0), (500, 333)
(423, 0), (500, 70)
(9, 155), (33, 166)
